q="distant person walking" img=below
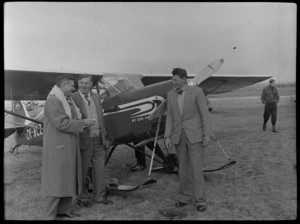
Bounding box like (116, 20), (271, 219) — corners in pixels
(41, 74), (95, 220)
(164, 68), (211, 212)
(261, 79), (280, 133)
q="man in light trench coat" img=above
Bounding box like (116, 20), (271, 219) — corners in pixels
(41, 74), (95, 220)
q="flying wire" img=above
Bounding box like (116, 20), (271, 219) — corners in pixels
(5, 120), (43, 130)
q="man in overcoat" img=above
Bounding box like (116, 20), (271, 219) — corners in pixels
(164, 68), (211, 212)
(72, 74), (112, 206)
(41, 74), (95, 220)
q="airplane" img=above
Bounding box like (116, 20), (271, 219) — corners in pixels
(4, 59), (272, 191)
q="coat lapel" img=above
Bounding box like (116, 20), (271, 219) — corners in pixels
(172, 90), (182, 118)
(181, 87), (192, 117)
(91, 92), (101, 118)
(91, 92), (107, 139)
(73, 91), (88, 118)
(91, 92), (104, 128)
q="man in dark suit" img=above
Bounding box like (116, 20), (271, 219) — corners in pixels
(72, 74), (112, 206)
(164, 68), (211, 212)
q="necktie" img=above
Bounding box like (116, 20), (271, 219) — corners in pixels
(177, 89), (183, 95)
(85, 95), (90, 106)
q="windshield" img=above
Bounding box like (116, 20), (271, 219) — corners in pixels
(97, 75), (143, 100)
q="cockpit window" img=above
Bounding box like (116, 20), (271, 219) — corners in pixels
(97, 75), (143, 100)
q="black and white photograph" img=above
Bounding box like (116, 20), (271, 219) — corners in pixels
(4, 2), (296, 220)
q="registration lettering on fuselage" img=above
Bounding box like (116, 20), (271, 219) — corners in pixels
(26, 124), (43, 140)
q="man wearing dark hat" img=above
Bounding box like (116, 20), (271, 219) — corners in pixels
(261, 79), (280, 133)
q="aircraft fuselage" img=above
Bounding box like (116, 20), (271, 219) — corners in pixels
(12, 79), (175, 147)
(102, 79), (174, 144)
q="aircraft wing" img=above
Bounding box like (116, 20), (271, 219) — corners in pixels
(5, 69), (106, 100)
(141, 74), (272, 94)
(199, 74), (272, 94)
(5, 68), (271, 101)
(4, 70), (144, 101)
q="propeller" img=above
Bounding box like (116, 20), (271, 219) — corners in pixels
(148, 59), (224, 121)
(188, 58), (224, 86)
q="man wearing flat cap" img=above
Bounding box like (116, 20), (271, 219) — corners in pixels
(261, 79), (280, 133)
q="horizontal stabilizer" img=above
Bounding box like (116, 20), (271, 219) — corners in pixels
(4, 128), (18, 138)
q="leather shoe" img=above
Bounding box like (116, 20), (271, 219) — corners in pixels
(196, 205), (207, 212)
(77, 200), (92, 208)
(70, 205), (81, 213)
(57, 212), (81, 218)
(130, 164), (146, 172)
(175, 202), (187, 208)
(93, 198), (113, 205)
(272, 128), (278, 133)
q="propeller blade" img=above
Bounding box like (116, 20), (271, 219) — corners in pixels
(148, 100), (167, 121)
(148, 59), (224, 121)
(189, 58), (224, 86)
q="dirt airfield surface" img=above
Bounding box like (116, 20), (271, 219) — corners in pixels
(4, 84), (296, 220)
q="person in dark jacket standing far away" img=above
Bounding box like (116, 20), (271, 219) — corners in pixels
(261, 79), (280, 133)
(41, 74), (95, 220)
(164, 68), (212, 212)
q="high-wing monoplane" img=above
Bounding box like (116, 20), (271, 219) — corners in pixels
(4, 59), (272, 191)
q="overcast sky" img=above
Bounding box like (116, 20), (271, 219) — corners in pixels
(4, 2), (296, 83)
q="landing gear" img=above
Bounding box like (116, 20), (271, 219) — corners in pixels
(9, 144), (21, 154)
(152, 153), (179, 173)
(85, 174), (93, 193)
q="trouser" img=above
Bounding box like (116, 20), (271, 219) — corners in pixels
(79, 136), (106, 202)
(263, 101), (277, 125)
(135, 146), (146, 166)
(175, 130), (207, 207)
(135, 142), (168, 166)
(44, 196), (73, 220)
